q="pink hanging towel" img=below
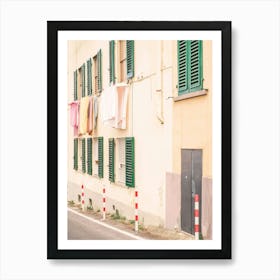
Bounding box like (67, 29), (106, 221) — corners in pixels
(69, 101), (80, 136)
(69, 101), (78, 126)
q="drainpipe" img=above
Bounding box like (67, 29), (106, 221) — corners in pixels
(156, 41), (164, 124)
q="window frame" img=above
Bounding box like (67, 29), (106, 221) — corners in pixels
(177, 40), (203, 96)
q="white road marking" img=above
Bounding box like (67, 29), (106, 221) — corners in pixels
(68, 208), (145, 240)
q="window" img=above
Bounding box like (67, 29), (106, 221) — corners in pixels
(73, 70), (78, 101)
(93, 50), (102, 95)
(116, 138), (125, 184)
(125, 137), (135, 187)
(93, 138), (98, 176)
(77, 67), (82, 99)
(73, 138), (78, 170)
(98, 137), (104, 178)
(93, 137), (104, 178)
(78, 138), (85, 172)
(126, 40), (134, 79)
(119, 40), (126, 82)
(108, 138), (115, 182)
(93, 56), (98, 95)
(97, 50), (102, 93)
(82, 63), (86, 97)
(109, 40), (115, 85)
(87, 138), (92, 175)
(177, 40), (203, 95)
(77, 64), (86, 99)
(82, 138), (86, 173)
(87, 58), (92, 96)
(118, 40), (134, 82)
(116, 137), (135, 187)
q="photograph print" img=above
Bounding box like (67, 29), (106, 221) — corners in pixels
(47, 21), (231, 259)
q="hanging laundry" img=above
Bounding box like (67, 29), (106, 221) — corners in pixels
(74, 126), (79, 137)
(115, 84), (129, 129)
(87, 96), (93, 134)
(76, 101), (80, 136)
(69, 101), (80, 136)
(101, 85), (116, 127)
(79, 96), (90, 135)
(93, 96), (98, 129)
(101, 83), (129, 129)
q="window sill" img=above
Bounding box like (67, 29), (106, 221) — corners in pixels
(174, 89), (208, 102)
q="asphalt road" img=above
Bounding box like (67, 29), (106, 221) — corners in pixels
(68, 209), (140, 240)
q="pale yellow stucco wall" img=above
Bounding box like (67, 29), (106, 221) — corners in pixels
(172, 41), (212, 178)
(67, 40), (173, 224)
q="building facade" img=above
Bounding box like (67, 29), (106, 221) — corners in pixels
(67, 40), (212, 239)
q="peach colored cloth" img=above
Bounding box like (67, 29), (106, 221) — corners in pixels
(79, 96), (89, 135)
(93, 96), (98, 129)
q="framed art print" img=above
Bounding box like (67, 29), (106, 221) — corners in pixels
(47, 21), (231, 259)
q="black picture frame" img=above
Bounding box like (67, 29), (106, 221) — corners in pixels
(47, 21), (231, 259)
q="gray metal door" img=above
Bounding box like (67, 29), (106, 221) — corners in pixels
(181, 149), (202, 234)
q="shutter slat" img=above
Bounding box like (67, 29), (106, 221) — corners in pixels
(125, 137), (135, 187)
(98, 137), (103, 178)
(126, 40), (134, 79)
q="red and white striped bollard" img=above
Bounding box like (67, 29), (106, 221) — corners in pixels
(102, 186), (106, 220)
(81, 184), (85, 212)
(135, 191), (138, 232)
(194, 194), (200, 240)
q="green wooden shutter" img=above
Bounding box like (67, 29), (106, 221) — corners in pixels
(97, 49), (102, 93)
(82, 63), (86, 97)
(126, 40), (134, 79)
(109, 41), (115, 84)
(74, 70), (78, 100)
(98, 137), (104, 178)
(87, 58), (92, 96)
(177, 40), (188, 95)
(82, 138), (86, 173)
(87, 138), (92, 175)
(125, 137), (135, 187)
(189, 40), (203, 92)
(73, 138), (78, 170)
(108, 138), (115, 182)
(177, 40), (203, 95)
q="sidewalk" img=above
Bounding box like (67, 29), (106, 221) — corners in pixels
(68, 202), (194, 240)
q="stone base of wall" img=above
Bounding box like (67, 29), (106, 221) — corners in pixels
(164, 174), (212, 239)
(201, 177), (212, 240)
(165, 172), (181, 230)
